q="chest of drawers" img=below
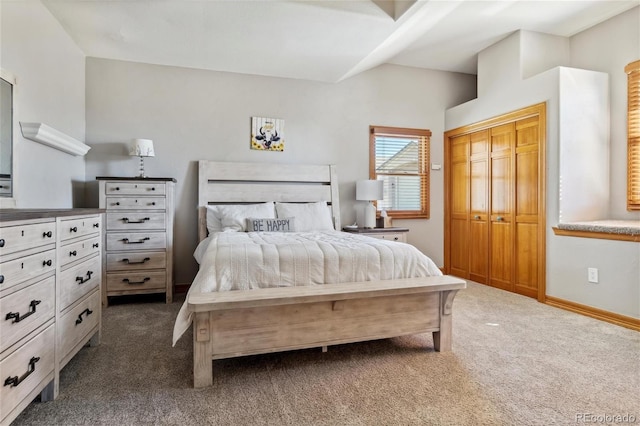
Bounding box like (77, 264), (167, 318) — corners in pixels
(0, 209), (103, 426)
(97, 177), (175, 306)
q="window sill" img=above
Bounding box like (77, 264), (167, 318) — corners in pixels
(552, 220), (640, 242)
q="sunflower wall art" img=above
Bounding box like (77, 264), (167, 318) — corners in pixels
(250, 117), (285, 151)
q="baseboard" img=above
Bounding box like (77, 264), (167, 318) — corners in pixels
(545, 296), (640, 332)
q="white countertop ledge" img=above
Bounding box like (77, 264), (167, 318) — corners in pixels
(556, 220), (640, 236)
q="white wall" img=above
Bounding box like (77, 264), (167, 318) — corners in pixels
(0, 1), (86, 208)
(446, 13), (640, 319)
(570, 6), (640, 220)
(84, 59), (476, 285)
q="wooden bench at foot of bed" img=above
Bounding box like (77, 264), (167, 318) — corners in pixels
(189, 275), (466, 388)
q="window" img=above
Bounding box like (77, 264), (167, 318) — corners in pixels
(627, 60), (640, 210)
(369, 126), (431, 219)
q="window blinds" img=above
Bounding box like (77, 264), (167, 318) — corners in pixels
(626, 60), (640, 211)
(370, 126), (430, 218)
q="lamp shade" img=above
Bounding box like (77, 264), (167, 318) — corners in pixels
(129, 139), (155, 157)
(356, 179), (383, 201)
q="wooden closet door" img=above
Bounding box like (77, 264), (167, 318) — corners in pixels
(468, 130), (489, 284)
(449, 134), (470, 278)
(445, 103), (545, 300)
(489, 123), (515, 291)
(514, 116), (540, 297)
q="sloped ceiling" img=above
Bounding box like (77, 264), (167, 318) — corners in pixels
(41, 0), (639, 83)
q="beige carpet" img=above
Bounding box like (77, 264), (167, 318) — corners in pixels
(13, 282), (639, 425)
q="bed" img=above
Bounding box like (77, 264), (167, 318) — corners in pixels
(174, 160), (466, 388)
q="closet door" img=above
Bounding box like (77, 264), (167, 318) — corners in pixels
(468, 130), (489, 284)
(489, 123), (514, 291)
(449, 134), (470, 278)
(445, 103), (545, 300)
(514, 116), (540, 297)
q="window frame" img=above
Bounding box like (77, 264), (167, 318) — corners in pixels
(626, 59), (640, 211)
(369, 125), (431, 219)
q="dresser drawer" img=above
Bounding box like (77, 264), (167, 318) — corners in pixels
(105, 181), (166, 196)
(0, 222), (56, 257)
(0, 324), (55, 420)
(0, 277), (55, 353)
(58, 290), (100, 363)
(105, 196), (166, 211)
(107, 271), (166, 292)
(106, 251), (166, 272)
(59, 216), (101, 242)
(106, 232), (166, 251)
(0, 249), (56, 292)
(370, 233), (406, 242)
(59, 255), (101, 311)
(0, 178), (11, 195)
(59, 236), (101, 268)
(106, 212), (166, 231)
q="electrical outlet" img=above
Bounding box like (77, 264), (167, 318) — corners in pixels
(588, 268), (599, 283)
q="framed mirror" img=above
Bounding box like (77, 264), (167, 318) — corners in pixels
(0, 68), (16, 208)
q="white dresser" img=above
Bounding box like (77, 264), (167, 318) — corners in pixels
(97, 177), (175, 306)
(0, 209), (103, 426)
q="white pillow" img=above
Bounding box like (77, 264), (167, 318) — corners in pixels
(206, 202), (275, 233)
(275, 201), (334, 232)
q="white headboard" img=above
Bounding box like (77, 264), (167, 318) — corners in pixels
(197, 160), (341, 240)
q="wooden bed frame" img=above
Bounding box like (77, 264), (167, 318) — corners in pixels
(189, 160), (466, 388)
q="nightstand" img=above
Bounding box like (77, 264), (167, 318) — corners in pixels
(342, 227), (409, 243)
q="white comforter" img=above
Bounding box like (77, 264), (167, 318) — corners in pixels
(172, 231), (442, 345)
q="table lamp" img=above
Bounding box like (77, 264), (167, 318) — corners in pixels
(129, 138), (155, 178)
(356, 179), (383, 228)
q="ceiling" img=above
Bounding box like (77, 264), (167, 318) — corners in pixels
(42, 0), (639, 83)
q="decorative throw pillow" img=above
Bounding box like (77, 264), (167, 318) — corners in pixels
(246, 217), (295, 232)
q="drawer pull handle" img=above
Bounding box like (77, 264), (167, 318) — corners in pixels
(123, 277), (150, 285)
(76, 271), (93, 284)
(70, 226), (78, 233)
(121, 237), (150, 244)
(5, 300), (41, 323)
(393, 237), (399, 241)
(474, 215), (481, 220)
(70, 250), (77, 257)
(0, 238), (4, 247)
(122, 217), (150, 224)
(43, 259), (52, 267)
(122, 257), (150, 265)
(151, 202), (156, 206)
(4, 356), (40, 388)
(0, 275), (4, 284)
(75, 308), (93, 325)
(93, 243), (99, 248)
(43, 231), (52, 238)
(114, 202), (120, 206)
(497, 216), (504, 221)
(115, 187), (120, 191)
(93, 223), (100, 228)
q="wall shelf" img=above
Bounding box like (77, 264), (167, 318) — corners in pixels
(20, 122), (90, 156)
